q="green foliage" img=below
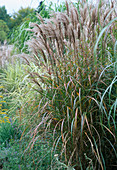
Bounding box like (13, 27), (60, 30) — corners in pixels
(37, 1), (53, 18)
(0, 20), (9, 43)
(0, 63), (53, 169)
(0, 63), (25, 91)
(54, 1), (67, 12)
(11, 7), (34, 28)
(0, 136), (52, 170)
(10, 14), (37, 52)
(0, 31), (7, 43)
(0, 120), (21, 147)
(0, 6), (11, 27)
(0, 20), (9, 33)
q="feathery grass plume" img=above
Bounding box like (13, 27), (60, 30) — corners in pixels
(26, 0), (117, 169)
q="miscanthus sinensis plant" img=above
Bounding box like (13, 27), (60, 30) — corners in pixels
(25, 0), (117, 169)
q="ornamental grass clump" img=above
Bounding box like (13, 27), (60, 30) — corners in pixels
(26, 0), (117, 169)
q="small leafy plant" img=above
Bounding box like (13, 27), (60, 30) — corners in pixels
(0, 119), (21, 147)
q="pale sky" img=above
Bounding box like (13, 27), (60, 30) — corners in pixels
(0, 0), (78, 15)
